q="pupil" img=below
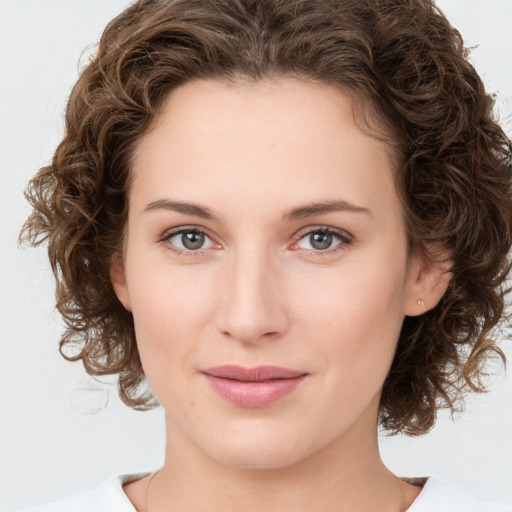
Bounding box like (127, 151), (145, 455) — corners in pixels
(311, 232), (332, 250)
(182, 231), (204, 250)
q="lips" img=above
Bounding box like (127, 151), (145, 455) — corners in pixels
(202, 365), (306, 381)
(201, 365), (308, 408)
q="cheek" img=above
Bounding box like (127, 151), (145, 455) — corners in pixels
(123, 259), (216, 395)
(294, 259), (408, 383)
(287, 267), (408, 445)
(126, 245), (215, 332)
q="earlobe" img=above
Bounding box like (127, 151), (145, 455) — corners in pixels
(110, 253), (132, 312)
(404, 250), (452, 317)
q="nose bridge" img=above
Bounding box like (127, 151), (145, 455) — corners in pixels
(217, 241), (287, 343)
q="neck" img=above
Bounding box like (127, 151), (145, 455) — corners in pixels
(140, 404), (419, 512)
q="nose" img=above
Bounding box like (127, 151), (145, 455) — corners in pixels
(215, 246), (289, 344)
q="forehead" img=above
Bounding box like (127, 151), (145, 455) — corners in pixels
(130, 78), (400, 222)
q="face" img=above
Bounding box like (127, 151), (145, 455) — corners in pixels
(112, 78), (434, 470)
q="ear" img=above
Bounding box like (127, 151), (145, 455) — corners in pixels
(404, 248), (452, 317)
(110, 252), (132, 312)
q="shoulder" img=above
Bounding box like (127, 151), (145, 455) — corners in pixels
(20, 473), (148, 512)
(408, 478), (512, 512)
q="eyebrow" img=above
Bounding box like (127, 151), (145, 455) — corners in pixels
(144, 198), (371, 221)
(144, 199), (216, 219)
(282, 200), (371, 221)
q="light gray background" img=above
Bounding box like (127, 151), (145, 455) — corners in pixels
(1, 0), (511, 510)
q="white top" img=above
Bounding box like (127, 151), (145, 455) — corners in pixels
(21, 474), (512, 512)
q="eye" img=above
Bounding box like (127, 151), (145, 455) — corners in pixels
(294, 227), (352, 255)
(160, 227), (218, 255)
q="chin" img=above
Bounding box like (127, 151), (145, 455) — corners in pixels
(199, 426), (314, 470)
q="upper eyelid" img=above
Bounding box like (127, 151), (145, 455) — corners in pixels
(160, 225), (215, 241)
(295, 225), (352, 239)
(160, 224), (351, 238)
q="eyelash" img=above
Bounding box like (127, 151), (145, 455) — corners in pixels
(158, 225), (353, 258)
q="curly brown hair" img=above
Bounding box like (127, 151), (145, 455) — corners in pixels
(21, 0), (512, 435)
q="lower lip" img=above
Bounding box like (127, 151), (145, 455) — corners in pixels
(203, 374), (307, 408)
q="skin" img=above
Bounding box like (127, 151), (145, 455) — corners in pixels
(112, 78), (450, 511)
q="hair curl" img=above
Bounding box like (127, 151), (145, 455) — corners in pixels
(21, 0), (512, 435)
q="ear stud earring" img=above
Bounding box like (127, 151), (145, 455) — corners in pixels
(417, 299), (425, 307)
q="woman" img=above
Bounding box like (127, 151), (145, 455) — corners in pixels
(19, 0), (512, 510)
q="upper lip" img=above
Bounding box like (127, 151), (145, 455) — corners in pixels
(202, 365), (307, 381)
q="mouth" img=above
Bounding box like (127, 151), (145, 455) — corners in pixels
(201, 365), (309, 408)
